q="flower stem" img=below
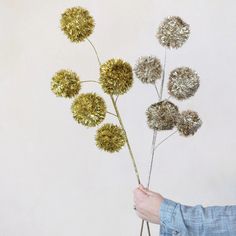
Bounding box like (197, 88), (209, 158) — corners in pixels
(110, 95), (141, 184)
(154, 130), (177, 151)
(140, 220), (144, 236)
(107, 111), (118, 118)
(154, 83), (161, 100)
(147, 130), (158, 188)
(86, 38), (151, 235)
(160, 48), (167, 98)
(115, 95), (119, 104)
(146, 48), (167, 190)
(80, 80), (100, 84)
(86, 38), (102, 65)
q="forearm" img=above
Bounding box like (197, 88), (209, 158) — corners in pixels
(160, 198), (236, 236)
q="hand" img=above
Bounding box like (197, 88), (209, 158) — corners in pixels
(133, 184), (164, 224)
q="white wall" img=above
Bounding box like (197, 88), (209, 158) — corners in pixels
(1, 0), (236, 235)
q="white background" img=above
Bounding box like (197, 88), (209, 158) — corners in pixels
(1, 0), (236, 235)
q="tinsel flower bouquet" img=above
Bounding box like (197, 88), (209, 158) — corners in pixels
(50, 6), (202, 236)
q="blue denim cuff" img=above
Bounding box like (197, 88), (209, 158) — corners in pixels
(160, 198), (178, 226)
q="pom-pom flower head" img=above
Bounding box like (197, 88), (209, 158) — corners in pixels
(71, 93), (106, 127)
(177, 110), (202, 136)
(100, 59), (133, 95)
(146, 100), (179, 130)
(60, 6), (95, 43)
(134, 56), (162, 84)
(168, 67), (200, 100)
(51, 69), (81, 98)
(157, 16), (190, 49)
(95, 123), (126, 153)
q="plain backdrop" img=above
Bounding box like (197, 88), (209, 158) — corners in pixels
(1, 0), (236, 235)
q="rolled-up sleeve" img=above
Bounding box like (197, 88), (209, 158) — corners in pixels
(159, 198), (236, 236)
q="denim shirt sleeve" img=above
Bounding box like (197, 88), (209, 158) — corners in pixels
(159, 198), (236, 236)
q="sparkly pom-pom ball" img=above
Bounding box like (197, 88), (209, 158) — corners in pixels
(51, 69), (81, 98)
(157, 16), (190, 49)
(95, 123), (126, 153)
(134, 56), (162, 84)
(177, 110), (202, 136)
(100, 59), (133, 95)
(168, 67), (200, 100)
(60, 7), (95, 43)
(71, 93), (106, 127)
(146, 100), (179, 130)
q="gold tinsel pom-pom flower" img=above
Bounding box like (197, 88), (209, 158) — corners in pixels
(51, 69), (81, 98)
(168, 67), (200, 100)
(60, 7), (95, 43)
(177, 110), (202, 136)
(95, 123), (126, 153)
(157, 16), (190, 49)
(71, 93), (106, 127)
(100, 59), (133, 95)
(146, 100), (179, 130)
(134, 56), (162, 84)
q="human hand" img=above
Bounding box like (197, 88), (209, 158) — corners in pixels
(133, 184), (164, 224)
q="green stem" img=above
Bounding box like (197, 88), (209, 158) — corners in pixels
(87, 38), (151, 235)
(110, 95), (141, 184)
(115, 95), (119, 104)
(86, 38), (102, 65)
(80, 80), (100, 84)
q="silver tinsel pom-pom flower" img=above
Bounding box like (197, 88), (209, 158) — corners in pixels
(177, 110), (202, 136)
(134, 56), (162, 84)
(168, 67), (200, 100)
(146, 100), (179, 130)
(157, 16), (190, 49)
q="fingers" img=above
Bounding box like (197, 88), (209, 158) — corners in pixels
(135, 209), (148, 221)
(133, 185), (148, 196)
(137, 212), (147, 221)
(133, 187), (148, 204)
(138, 184), (157, 197)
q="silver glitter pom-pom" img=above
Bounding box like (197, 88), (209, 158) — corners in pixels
(146, 100), (179, 130)
(134, 56), (162, 84)
(157, 16), (190, 49)
(168, 67), (200, 100)
(177, 110), (202, 136)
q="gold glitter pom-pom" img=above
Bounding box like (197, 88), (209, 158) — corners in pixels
(146, 100), (179, 130)
(157, 16), (190, 49)
(51, 69), (81, 98)
(95, 123), (126, 153)
(168, 67), (200, 100)
(134, 56), (162, 84)
(100, 59), (133, 95)
(177, 110), (202, 136)
(60, 7), (95, 43)
(71, 93), (106, 127)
